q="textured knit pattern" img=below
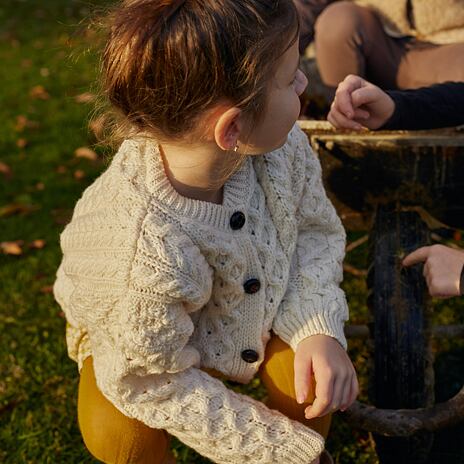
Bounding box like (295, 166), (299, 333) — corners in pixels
(54, 123), (348, 464)
(355, 0), (464, 43)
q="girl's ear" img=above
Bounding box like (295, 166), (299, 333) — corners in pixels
(214, 107), (243, 151)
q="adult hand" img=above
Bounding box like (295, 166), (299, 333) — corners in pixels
(328, 74), (395, 130)
(403, 244), (464, 298)
(294, 334), (358, 419)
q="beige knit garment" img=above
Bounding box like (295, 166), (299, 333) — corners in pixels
(54, 124), (348, 463)
(355, 0), (464, 43)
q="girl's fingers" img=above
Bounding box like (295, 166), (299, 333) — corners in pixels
(305, 371), (334, 419)
(329, 372), (347, 412)
(342, 372), (359, 411)
(339, 373), (353, 411)
(294, 356), (313, 405)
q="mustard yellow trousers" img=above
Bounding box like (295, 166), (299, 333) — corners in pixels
(78, 335), (332, 463)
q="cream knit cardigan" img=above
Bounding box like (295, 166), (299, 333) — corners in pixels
(54, 124), (348, 463)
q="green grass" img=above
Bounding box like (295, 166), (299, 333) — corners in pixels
(0, 1), (463, 463)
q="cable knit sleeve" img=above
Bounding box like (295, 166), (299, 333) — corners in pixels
(62, 211), (325, 464)
(273, 126), (349, 351)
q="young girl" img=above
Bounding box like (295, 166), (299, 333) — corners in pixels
(54, 1), (358, 463)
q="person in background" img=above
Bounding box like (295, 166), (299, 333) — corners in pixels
(293, 0), (464, 96)
(328, 74), (464, 299)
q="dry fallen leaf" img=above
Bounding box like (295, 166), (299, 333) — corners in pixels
(56, 165), (67, 174)
(74, 169), (85, 180)
(29, 239), (46, 249)
(51, 208), (72, 225)
(36, 182), (45, 190)
(0, 241), (24, 255)
(74, 147), (97, 161)
(29, 85), (50, 100)
(74, 92), (95, 104)
(40, 285), (54, 294)
(0, 162), (12, 177)
(15, 115), (39, 132)
(16, 138), (27, 149)
(0, 203), (38, 218)
(15, 115), (28, 132)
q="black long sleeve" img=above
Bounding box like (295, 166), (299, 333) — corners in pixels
(382, 82), (464, 130)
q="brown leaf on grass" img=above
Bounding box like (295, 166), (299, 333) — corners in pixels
(15, 115), (28, 131)
(56, 165), (67, 174)
(35, 182), (45, 190)
(0, 241), (24, 255)
(0, 162), (12, 178)
(0, 203), (38, 218)
(74, 147), (97, 161)
(15, 115), (40, 132)
(75, 92), (95, 104)
(21, 59), (33, 68)
(29, 85), (50, 100)
(40, 285), (54, 294)
(74, 169), (86, 180)
(16, 138), (27, 149)
(51, 208), (72, 225)
(29, 239), (46, 249)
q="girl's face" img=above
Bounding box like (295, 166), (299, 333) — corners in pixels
(241, 39), (308, 155)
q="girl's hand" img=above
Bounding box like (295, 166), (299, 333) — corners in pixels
(294, 334), (358, 419)
(403, 245), (464, 298)
(327, 74), (395, 130)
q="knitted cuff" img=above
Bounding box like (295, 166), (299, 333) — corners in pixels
(273, 422), (325, 463)
(288, 311), (348, 352)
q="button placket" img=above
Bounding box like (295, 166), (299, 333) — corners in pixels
(230, 211), (246, 230)
(241, 349), (259, 363)
(244, 278), (261, 294)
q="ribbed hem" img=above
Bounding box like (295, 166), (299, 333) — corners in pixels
(288, 313), (348, 351)
(276, 301), (348, 352)
(274, 423), (325, 463)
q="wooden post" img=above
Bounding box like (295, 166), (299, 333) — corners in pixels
(368, 204), (434, 464)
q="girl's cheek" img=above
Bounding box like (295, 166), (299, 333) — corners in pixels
(295, 70), (308, 96)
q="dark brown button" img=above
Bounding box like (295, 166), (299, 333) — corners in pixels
(230, 211), (246, 230)
(241, 349), (259, 363)
(244, 278), (261, 294)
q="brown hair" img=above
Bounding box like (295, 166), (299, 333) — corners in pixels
(98, 0), (299, 144)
